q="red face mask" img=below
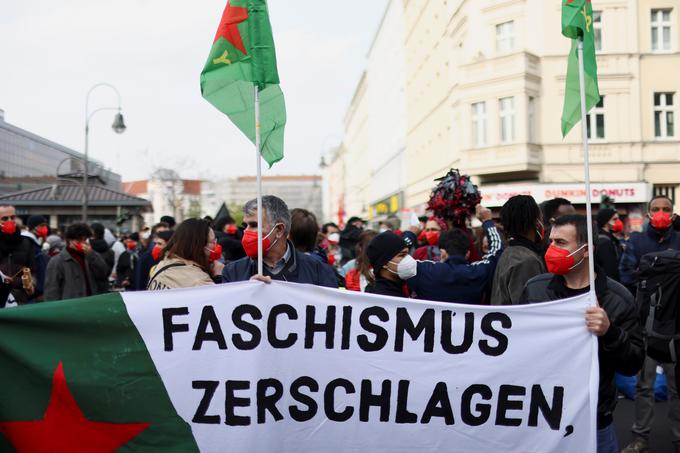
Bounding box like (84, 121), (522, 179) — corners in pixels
(1, 220), (17, 235)
(611, 219), (624, 233)
(545, 244), (586, 275)
(241, 224), (280, 258)
(226, 224), (237, 235)
(417, 230), (427, 242)
(127, 241), (137, 251)
(152, 245), (163, 261)
(425, 231), (440, 246)
(207, 243), (223, 262)
(73, 241), (85, 253)
(650, 211), (673, 231)
(35, 225), (49, 238)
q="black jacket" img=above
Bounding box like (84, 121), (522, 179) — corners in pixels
(222, 242), (337, 288)
(90, 239), (114, 294)
(595, 229), (622, 283)
(339, 225), (362, 265)
(520, 270), (644, 429)
(620, 226), (680, 292)
(216, 230), (246, 262)
(364, 277), (406, 298)
(0, 231), (36, 306)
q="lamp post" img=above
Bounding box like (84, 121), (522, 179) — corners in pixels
(83, 83), (126, 222)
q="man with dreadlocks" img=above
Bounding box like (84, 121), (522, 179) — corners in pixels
(491, 195), (547, 305)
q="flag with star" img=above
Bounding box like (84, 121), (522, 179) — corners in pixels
(200, 0), (286, 167)
(561, 0), (601, 137)
(0, 293), (199, 452)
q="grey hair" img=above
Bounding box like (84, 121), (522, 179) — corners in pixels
(243, 195), (291, 233)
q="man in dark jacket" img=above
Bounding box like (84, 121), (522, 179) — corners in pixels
(222, 196), (337, 287)
(595, 208), (623, 283)
(90, 222), (114, 294)
(364, 231), (409, 298)
(405, 206), (502, 304)
(520, 215), (643, 453)
(618, 195), (680, 453)
(134, 222), (170, 291)
(22, 215), (49, 301)
(492, 195), (546, 305)
(214, 215), (246, 262)
(620, 196), (680, 293)
(339, 217), (365, 265)
(44, 223), (110, 301)
(0, 205), (36, 307)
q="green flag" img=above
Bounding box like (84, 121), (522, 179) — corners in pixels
(0, 293), (198, 452)
(200, 0), (286, 167)
(561, 0), (601, 137)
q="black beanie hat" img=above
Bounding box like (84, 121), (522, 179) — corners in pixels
(596, 208), (616, 229)
(27, 215), (47, 230)
(366, 232), (407, 272)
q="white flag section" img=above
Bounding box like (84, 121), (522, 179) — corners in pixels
(122, 281), (599, 453)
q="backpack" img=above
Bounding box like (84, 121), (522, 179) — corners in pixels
(637, 250), (680, 363)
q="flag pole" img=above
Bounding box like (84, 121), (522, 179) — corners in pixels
(577, 38), (597, 296)
(255, 84), (264, 276)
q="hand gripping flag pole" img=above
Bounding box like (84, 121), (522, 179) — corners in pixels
(577, 38), (597, 296)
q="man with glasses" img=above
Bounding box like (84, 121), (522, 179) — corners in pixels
(222, 195), (337, 287)
(0, 205), (36, 307)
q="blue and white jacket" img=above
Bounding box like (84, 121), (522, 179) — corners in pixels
(406, 220), (503, 304)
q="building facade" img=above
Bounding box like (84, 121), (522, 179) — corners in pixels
(0, 109), (121, 193)
(327, 0), (680, 228)
(205, 175), (324, 223)
(123, 169), (203, 226)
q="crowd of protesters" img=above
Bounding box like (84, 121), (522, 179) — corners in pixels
(1, 170), (680, 452)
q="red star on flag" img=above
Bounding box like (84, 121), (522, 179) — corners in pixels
(0, 362), (149, 453)
(213, 2), (249, 55)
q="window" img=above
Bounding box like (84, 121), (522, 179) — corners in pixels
(655, 92), (675, 138)
(651, 9), (672, 52)
(496, 21), (515, 53)
(499, 97), (515, 143)
(528, 96), (536, 142)
(586, 96), (605, 140)
(472, 102), (487, 147)
(593, 11), (603, 51)
(654, 185), (676, 204)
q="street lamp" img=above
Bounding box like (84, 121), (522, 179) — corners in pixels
(83, 83), (126, 222)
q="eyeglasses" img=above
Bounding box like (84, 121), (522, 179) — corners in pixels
(0, 215), (16, 222)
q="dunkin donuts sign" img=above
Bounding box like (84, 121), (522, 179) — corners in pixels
(481, 183), (652, 207)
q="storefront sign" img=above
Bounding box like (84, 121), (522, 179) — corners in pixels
(480, 183), (652, 207)
(368, 192), (403, 219)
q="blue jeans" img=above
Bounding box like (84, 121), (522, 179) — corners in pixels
(597, 423), (619, 453)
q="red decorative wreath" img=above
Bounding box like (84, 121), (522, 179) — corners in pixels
(426, 169), (482, 227)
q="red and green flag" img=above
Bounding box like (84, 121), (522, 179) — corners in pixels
(0, 293), (198, 452)
(200, 0), (286, 167)
(561, 0), (601, 137)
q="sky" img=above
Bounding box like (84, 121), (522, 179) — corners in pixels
(0, 0), (388, 182)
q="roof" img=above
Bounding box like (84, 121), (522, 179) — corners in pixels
(0, 184), (152, 207)
(183, 180), (202, 195)
(123, 180), (148, 195)
(0, 120), (85, 161)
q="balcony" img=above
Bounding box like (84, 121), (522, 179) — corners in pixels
(459, 51), (541, 89)
(461, 143), (542, 177)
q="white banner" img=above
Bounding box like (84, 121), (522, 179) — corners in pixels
(122, 282), (599, 453)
